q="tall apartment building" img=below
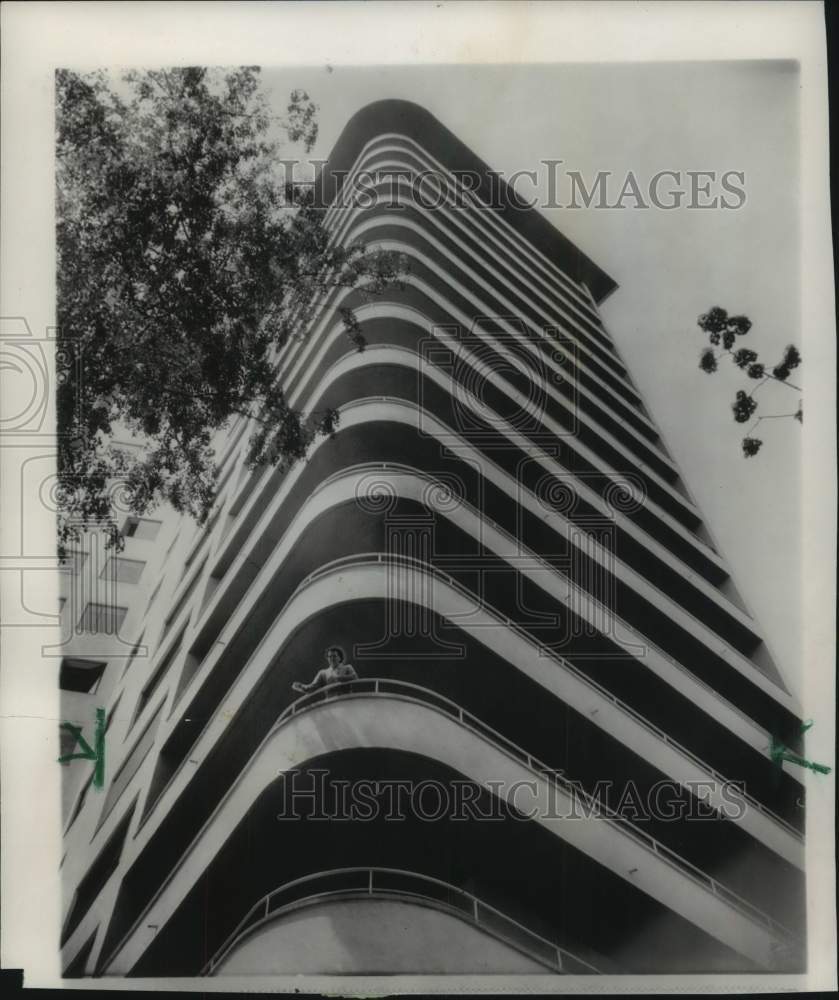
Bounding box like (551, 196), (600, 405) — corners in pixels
(59, 99), (806, 978)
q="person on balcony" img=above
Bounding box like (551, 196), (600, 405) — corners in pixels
(292, 645), (358, 694)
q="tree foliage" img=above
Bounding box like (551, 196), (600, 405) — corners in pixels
(56, 67), (406, 555)
(695, 306), (802, 458)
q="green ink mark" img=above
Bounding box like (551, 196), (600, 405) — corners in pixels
(59, 707), (106, 788)
(770, 719), (831, 775)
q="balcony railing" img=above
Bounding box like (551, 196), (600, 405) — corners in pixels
(202, 866), (602, 975)
(291, 547), (802, 843)
(276, 676), (802, 949)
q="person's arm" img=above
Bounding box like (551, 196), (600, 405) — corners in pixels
(293, 668), (330, 693)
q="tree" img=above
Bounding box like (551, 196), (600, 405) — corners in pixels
(56, 67), (406, 556)
(695, 306), (802, 458)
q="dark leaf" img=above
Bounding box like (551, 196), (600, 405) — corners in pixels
(732, 390), (758, 423)
(733, 348), (758, 369)
(698, 349), (718, 374)
(782, 344), (802, 370)
(697, 306), (728, 334)
(729, 315), (752, 336)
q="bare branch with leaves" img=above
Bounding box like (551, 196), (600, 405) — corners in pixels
(695, 306), (802, 458)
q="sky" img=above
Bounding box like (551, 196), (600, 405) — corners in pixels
(260, 61), (803, 698)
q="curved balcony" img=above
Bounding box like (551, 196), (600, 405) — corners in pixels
(287, 298), (676, 486)
(203, 867), (601, 976)
(279, 298), (729, 584)
(346, 211), (637, 411)
(248, 372), (796, 727)
(285, 282), (680, 503)
(324, 135), (614, 335)
(277, 678), (801, 943)
(313, 99), (617, 304)
(285, 337), (764, 657)
(282, 230), (662, 469)
(78, 540), (798, 977)
(180, 488), (801, 840)
(150, 460), (805, 840)
(329, 143), (619, 359)
(330, 176), (635, 397)
(228, 356), (748, 666)
(99, 681), (800, 974)
(77, 528), (803, 973)
(328, 393), (793, 710)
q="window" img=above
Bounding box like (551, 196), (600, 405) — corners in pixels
(77, 603), (128, 635)
(65, 774), (92, 832)
(120, 631), (146, 679)
(160, 523), (181, 568)
(100, 557), (146, 585)
(60, 657), (107, 694)
(122, 517), (162, 542)
(173, 651), (201, 705)
(62, 803), (135, 945)
(100, 705), (163, 827)
(215, 453), (237, 494)
(105, 693), (123, 736)
(183, 509), (221, 571)
(161, 557), (206, 638)
(143, 578), (163, 618)
(129, 628), (185, 729)
(63, 929), (97, 978)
